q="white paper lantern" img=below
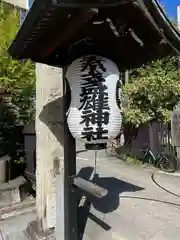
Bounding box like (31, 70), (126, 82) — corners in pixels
(66, 55), (122, 149)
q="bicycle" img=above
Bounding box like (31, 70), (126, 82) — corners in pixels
(141, 148), (177, 173)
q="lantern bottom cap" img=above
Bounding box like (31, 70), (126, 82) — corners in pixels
(85, 143), (107, 150)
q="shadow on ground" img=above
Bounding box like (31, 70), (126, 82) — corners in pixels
(77, 166), (144, 239)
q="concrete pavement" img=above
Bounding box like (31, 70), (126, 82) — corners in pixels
(0, 211), (36, 240)
(76, 141), (180, 240)
(1, 141), (180, 240)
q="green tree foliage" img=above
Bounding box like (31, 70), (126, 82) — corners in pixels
(0, 2), (35, 125)
(0, 2), (35, 158)
(123, 56), (180, 127)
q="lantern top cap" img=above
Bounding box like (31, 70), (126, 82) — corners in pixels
(8, 0), (180, 69)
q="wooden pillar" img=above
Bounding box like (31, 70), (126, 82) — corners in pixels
(63, 74), (78, 240)
(35, 63), (64, 231)
(56, 70), (79, 240)
(176, 6), (180, 163)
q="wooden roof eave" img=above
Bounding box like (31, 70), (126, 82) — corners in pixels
(137, 0), (180, 55)
(8, 0), (180, 69)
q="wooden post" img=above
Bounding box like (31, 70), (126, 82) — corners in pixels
(124, 70), (129, 84)
(176, 6), (180, 163)
(56, 69), (79, 240)
(36, 63), (64, 231)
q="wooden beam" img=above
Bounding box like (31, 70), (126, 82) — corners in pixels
(73, 177), (108, 198)
(41, 8), (98, 57)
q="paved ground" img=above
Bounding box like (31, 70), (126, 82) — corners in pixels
(0, 211), (36, 240)
(1, 141), (180, 240)
(76, 141), (180, 240)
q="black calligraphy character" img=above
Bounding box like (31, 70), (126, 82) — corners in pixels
(79, 56), (110, 141)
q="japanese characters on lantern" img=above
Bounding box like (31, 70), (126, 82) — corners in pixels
(66, 55), (122, 149)
(79, 56), (110, 142)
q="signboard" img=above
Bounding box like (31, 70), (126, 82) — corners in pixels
(171, 109), (180, 146)
(173, 8), (180, 147)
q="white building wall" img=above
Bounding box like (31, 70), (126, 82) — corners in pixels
(2, 0), (33, 10)
(3, 0), (28, 9)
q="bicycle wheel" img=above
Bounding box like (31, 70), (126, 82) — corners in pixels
(159, 153), (177, 173)
(105, 146), (117, 157)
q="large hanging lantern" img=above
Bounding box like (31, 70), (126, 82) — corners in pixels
(66, 55), (122, 150)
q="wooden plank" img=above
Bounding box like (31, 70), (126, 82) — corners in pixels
(24, 170), (36, 182)
(73, 177), (108, 199)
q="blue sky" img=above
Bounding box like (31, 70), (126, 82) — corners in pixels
(159, 0), (179, 19)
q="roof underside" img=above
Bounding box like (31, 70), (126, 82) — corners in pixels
(8, 0), (180, 70)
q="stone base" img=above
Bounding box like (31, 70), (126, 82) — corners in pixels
(24, 221), (55, 240)
(0, 176), (27, 208)
(0, 187), (21, 208)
